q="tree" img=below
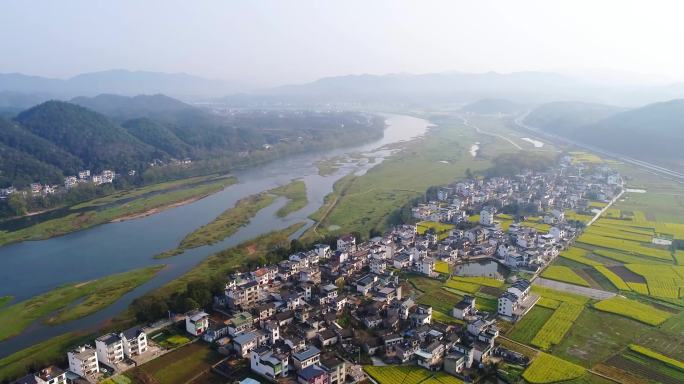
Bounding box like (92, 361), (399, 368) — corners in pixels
(7, 194), (27, 216)
(131, 295), (169, 322)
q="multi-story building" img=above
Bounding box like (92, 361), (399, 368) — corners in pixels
(12, 366), (66, 384)
(185, 310), (209, 336)
(120, 327), (148, 357)
(67, 345), (99, 379)
(95, 334), (124, 366)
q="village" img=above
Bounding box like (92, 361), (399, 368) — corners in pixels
(12, 155), (625, 384)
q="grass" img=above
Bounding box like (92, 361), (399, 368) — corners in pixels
(156, 179), (307, 258)
(444, 279), (479, 293)
(592, 296), (672, 325)
(270, 179), (308, 217)
(0, 331), (94, 381)
(151, 222), (305, 299)
(0, 265), (164, 341)
(302, 114), (521, 240)
(508, 306), (555, 344)
(315, 156), (342, 176)
(72, 175), (224, 209)
(629, 344), (684, 372)
(156, 192), (277, 258)
(0, 295), (12, 308)
(150, 328), (192, 348)
(542, 266), (591, 287)
(131, 342), (222, 384)
(522, 352), (586, 383)
(0, 177), (236, 247)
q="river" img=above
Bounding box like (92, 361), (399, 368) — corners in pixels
(0, 114), (431, 357)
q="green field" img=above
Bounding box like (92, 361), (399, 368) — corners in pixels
(129, 342), (222, 384)
(364, 365), (463, 384)
(531, 302), (585, 350)
(0, 177), (236, 247)
(508, 306), (555, 344)
(0, 265), (164, 341)
(434, 261), (450, 274)
(149, 327), (192, 349)
(592, 296), (673, 325)
(629, 344), (684, 372)
(302, 114), (522, 240)
(542, 266), (591, 287)
(416, 221), (454, 241)
(0, 296), (12, 308)
(523, 352), (586, 383)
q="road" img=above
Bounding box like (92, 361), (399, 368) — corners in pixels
(513, 113), (684, 183)
(459, 115), (523, 150)
(534, 278), (616, 300)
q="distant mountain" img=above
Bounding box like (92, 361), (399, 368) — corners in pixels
(15, 101), (157, 170)
(71, 94), (195, 121)
(582, 99), (684, 159)
(461, 98), (523, 114)
(524, 101), (625, 136)
(525, 99), (684, 164)
(122, 118), (192, 158)
(0, 70), (240, 98)
(0, 118), (83, 174)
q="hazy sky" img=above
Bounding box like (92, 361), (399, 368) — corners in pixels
(2, 0), (683, 87)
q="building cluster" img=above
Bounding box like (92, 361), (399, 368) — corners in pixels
(64, 170), (116, 190)
(13, 157), (623, 384)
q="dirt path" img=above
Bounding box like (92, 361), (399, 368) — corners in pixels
(534, 278), (616, 300)
(459, 115), (523, 150)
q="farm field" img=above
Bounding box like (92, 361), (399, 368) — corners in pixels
(629, 344), (684, 372)
(416, 221), (455, 241)
(522, 352), (586, 383)
(592, 296), (673, 325)
(364, 365), (463, 384)
(434, 261), (450, 274)
(541, 266), (591, 287)
(508, 306), (554, 344)
(129, 342), (222, 384)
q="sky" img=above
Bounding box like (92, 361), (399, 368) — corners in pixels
(1, 0), (684, 88)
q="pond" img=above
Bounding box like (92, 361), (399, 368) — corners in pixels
(453, 259), (509, 279)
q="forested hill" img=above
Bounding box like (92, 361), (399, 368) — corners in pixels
(524, 99), (684, 165)
(0, 98), (385, 188)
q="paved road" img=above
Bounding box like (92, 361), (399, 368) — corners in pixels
(534, 278), (616, 300)
(513, 113), (684, 183)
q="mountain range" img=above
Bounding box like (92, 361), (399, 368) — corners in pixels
(0, 96), (385, 188)
(524, 100), (684, 167)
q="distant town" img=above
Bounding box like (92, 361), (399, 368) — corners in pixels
(11, 154), (626, 384)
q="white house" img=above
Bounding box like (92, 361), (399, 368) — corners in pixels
(480, 209), (495, 226)
(67, 345), (99, 379)
(336, 234), (356, 252)
(250, 346), (289, 380)
(417, 257), (435, 276)
(120, 327), (148, 357)
(95, 334), (124, 367)
(185, 310), (209, 336)
(292, 346), (321, 372)
(234, 332), (258, 358)
(13, 366), (66, 384)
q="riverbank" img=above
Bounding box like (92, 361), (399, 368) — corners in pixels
(155, 179), (308, 259)
(0, 177), (236, 248)
(0, 265), (164, 342)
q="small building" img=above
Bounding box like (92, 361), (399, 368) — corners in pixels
(297, 364), (328, 384)
(292, 346), (321, 372)
(250, 346), (289, 380)
(233, 332), (258, 358)
(185, 310), (209, 336)
(12, 366), (66, 384)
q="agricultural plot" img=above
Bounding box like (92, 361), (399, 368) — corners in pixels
(531, 302), (585, 350)
(584, 226), (653, 243)
(434, 261), (450, 274)
(577, 233), (673, 261)
(531, 285), (589, 305)
(522, 352), (586, 383)
(444, 279), (479, 293)
(592, 297), (672, 326)
(559, 248), (601, 266)
(629, 344), (684, 372)
(625, 264), (684, 299)
(536, 297), (561, 309)
(416, 221), (454, 241)
(541, 266), (591, 287)
(593, 249), (672, 265)
(594, 266), (631, 291)
(564, 210), (594, 224)
(450, 276), (504, 288)
(508, 306), (554, 344)
(134, 343), (222, 384)
(364, 366), (460, 384)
